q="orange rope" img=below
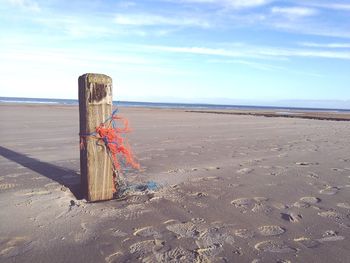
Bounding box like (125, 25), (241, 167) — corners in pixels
(80, 109), (139, 193)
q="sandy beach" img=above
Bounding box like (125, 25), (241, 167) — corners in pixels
(1, 104), (350, 263)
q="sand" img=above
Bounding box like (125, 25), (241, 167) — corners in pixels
(0, 104), (350, 263)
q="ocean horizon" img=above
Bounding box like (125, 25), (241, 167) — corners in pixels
(1, 96), (350, 113)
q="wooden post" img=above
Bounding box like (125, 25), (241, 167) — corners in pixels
(78, 73), (114, 202)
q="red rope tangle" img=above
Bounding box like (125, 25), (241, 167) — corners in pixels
(80, 109), (140, 193)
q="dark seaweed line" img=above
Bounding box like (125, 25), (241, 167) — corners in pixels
(185, 110), (350, 122)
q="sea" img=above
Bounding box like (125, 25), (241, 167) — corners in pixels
(1, 96), (349, 113)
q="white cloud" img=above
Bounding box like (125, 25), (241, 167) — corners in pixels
(271, 20), (350, 39)
(271, 6), (318, 18)
(258, 48), (350, 60)
(33, 16), (115, 38)
(141, 44), (350, 60)
(144, 45), (262, 58)
(179, 0), (272, 8)
(299, 42), (350, 48)
(117, 1), (136, 8)
(114, 13), (211, 28)
(225, 0), (272, 8)
(307, 2), (350, 11)
(7, 0), (40, 12)
(208, 58), (284, 71)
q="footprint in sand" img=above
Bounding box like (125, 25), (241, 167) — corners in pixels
(204, 166), (220, 171)
(258, 226), (285, 236)
(110, 204), (151, 220)
(149, 246), (196, 263)
(196, 227), (235, 249)
(127, 193), (155, 204)
(251, 203), (273, 213)
(105, 251), (123, 263)
(74, 223), (97, 244)
(196, 244), (223, 259)
(294, 237), (320, 248)
(189, 192), (209, 198)
(317, 210), (343, 220)
(0, 183), (16, 190)
(294, 196), (321, 208)
(271, 147), (282, 152)
(231, 198), (255, 208)
(163, 219), (180, 225)
(319, 186), (339, 195)
(272, 202), (289, 210)
(254, 240), (296, 253)
(231, 197), (271, 213)
(20, 190), (52, 196)
(0, 237), (36, 258)
(300, 196), (321, 204)
(318, 230), (345, 242)
(332, 168), (346, 172)
(318, 235), (345, 242)
(133, 226), (162, 238)
(307, 172), (319, 179)
(166, 222), (199, 239)
(228, 183), (241, 188)
(234, 229), (255, 239)
(166, 168), (190, 174)
(189, 176), (222, 183)
(337, 203), (350, 209)
(130, 240), (164, 257)
(5, 174), (22, 178)
(195, 228), (236, 260)
(111, 229), (128, 238)
(237, 168), (254, 175)
(44, 182), (61, 189)
(281, 212), (302, 222)
(191, 218), (206, 224)
(296, 162), (319, 166)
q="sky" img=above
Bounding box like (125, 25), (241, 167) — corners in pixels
(0, 0), (350, 107)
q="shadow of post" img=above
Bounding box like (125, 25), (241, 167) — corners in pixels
(0, 146), (82, 199)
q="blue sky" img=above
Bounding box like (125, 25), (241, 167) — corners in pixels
(1, 0), (350, 107)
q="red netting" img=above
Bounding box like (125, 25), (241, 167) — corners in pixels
(95, 115), (140, 171)
(80, 109), (140, 193)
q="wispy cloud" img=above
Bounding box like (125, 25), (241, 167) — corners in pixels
(141, 44), (350, 60)
(143, 45), (264, 59)
(306, 2), (350, 11)
(33, 16), (114, 38)
(258, 48), (350, 60)
(6, 0), (40, 12)
(178, 0), (272, 9)
(208, 58), (284, 71)
(271, 6), (318, 18)
(0, 45), (193, 76)
(114, 13), (211, 28)
(210, 58), (323, 77)
(117, 1), (136, 8)
(299, 42), (350, 48)
(271, 20), (350, 39)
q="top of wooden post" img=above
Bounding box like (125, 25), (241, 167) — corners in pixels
(79, 73), (113, 106)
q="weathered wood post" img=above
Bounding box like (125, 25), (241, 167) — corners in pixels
(78, 73), (114, 202)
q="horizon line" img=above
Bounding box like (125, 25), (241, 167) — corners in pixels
(1, 96), (350, 111)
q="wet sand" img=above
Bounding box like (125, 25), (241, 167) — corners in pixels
(0, 104), (350, 263)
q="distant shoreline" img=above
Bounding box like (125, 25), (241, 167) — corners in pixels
(1, 102), (350, 122)
(1, 96), (350, 113)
